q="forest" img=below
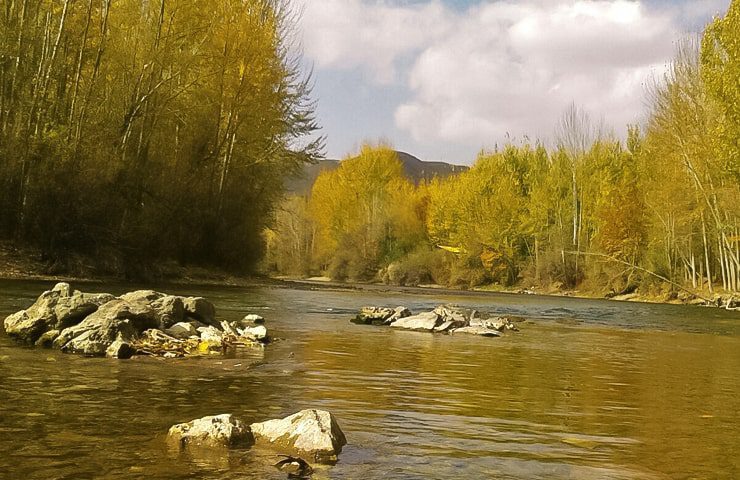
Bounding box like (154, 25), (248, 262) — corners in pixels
(0, 0), (321, 276)
(264, 4), (739, 297)
(0, 0), (738, 297)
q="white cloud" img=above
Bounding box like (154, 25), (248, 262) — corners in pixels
(300, 0), (452, 84)
(299, 1), (695, 151)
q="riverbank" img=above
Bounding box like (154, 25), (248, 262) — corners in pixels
(273, 276), (739, 310)
(0, 241), (258, 287)
(2, 241), (735, 309)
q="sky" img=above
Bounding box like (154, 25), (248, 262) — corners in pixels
(294, 0), (730, 164)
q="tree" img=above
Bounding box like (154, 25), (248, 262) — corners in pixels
(0, 0), (321, 276)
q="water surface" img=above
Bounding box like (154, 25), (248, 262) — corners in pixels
(1, 280), (738, 479)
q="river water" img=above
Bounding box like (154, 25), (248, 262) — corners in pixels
(0, 280), (738, 479)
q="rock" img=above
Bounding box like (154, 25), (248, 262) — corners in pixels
(53, 291), (116, 330)
(238, 325), (268, 341)
(387, 306), (412, 324)
(168, 414), (253, 449)
(198, 326), (225, 344)
(106, 339), (135, 359)
(183, 297), (217, 326)
(54, 299), (159, 356)
(3, 283), (113, 344)
(471, 316), (519, 332)
(390, 311), (441, 331)
(351, 306), (395, 325)
(141, 328), (181, 344)
(165, 321), (199, 339)
(274, 456), (313, 477)
(119, 290), (164, 304)
(52, 282), (72, 296)
(150, 295), (185, 329)
(4, 310), (48, 344)
(35, 329), (60, 348)
(450, 325), (501, 337)
(490, 317), (519, 332)
(57, 317), (139, 356)
(250, 409), (346, 464)
(434, 320), (465, 332)
(242, 314), (265, 325)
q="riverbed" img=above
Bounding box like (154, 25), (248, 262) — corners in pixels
(1, 279), (738, 479)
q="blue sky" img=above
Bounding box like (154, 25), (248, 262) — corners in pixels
(296, 0), (729, 164)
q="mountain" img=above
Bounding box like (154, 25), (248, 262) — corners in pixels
(284, 151), (467, 194)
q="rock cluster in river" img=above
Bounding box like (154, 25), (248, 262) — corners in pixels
(352, 304), (522, 337)
(3, 282), (269, 359)
(168, 409), (347, 465)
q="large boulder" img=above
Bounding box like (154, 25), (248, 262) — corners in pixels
(3, 283), (113, 344)
(54, 299), (161, 356)
(390, 311), (441, 331)
(118, 291), (186, 329)
(53, 291), (116, 330)
(150, 295), (185, 329)
(168, 414), (253, 449)
(250, 409), (347, 464)
(55, 316), (139, 356)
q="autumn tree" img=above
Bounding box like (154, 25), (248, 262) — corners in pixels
(0, 0), (321, 276)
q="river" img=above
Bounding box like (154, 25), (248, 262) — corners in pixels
(0, 279), (738, 479)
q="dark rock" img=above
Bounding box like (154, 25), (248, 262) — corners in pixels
(182, 297), (217, 326)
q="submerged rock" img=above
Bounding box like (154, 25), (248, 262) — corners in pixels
(250, 409), (347, 464)
(450, 325), (501, 337)
(274, 455), (313, 477)
(168, 414), (253, 449)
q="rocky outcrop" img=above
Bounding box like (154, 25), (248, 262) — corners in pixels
(168, 414), (253, 449)
(353, 304), (523, 338)
(250, 409), (347, 464)
(3, 283), (269, 359)
(3, 282), (113, 344)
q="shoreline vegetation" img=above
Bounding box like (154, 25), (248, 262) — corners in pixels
(2, 242), (736, 309)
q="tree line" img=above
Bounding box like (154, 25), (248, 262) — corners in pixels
(0, 0), (321, 277)
(265, 5), (739, 296)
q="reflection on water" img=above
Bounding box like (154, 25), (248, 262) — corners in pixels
(0, 280), (739, 479)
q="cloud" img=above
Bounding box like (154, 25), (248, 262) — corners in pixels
(300, 0), (452, 84)
(299, 1), (703, 151)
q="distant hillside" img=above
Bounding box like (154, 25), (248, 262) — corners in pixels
(284, 151), (467, 194)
